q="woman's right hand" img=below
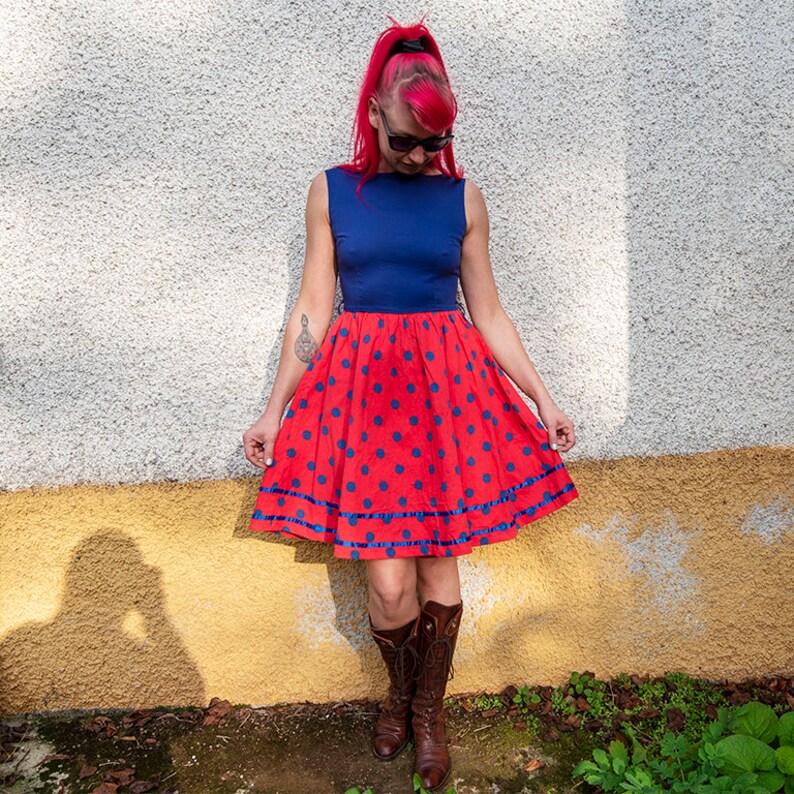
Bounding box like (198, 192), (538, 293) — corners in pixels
(243, 412), (282, 469)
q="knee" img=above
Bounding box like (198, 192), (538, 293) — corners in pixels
(369, 581), (416, 619)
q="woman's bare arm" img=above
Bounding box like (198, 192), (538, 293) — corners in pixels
(459, 180), (555, 409)
(260, 170), (337, 423)
(458, 180), (576, 451)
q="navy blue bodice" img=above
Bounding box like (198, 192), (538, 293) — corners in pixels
(325, 166), (467, 312)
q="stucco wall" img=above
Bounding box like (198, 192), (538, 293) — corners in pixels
(1, 1), (792, 712)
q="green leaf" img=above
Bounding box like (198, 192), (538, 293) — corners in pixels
(778, 746), (794, 775)
(784, 773), (794, 794)
(730, 702), (780, 744)
(779, 713), (794, 747)
(756, 768), (785, 792)
(572, 759), (601, 776)
(714, 734), (777, 775)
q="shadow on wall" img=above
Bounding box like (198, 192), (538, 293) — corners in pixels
(0, 529), (204, 714)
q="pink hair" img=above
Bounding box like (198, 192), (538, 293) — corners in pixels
(336, 15), (464, 198)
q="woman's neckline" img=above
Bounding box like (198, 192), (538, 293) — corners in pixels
(375, 170), (448, 178)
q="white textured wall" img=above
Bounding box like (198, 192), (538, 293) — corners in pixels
(1, 0), (792, 490)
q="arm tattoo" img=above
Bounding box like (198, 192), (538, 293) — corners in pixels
(294, 313), (319, 363)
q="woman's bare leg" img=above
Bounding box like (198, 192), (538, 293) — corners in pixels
(416, 556), (461, 606)
(365, 558), (421, 628)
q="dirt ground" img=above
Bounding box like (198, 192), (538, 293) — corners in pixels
(0, 694), (593, 794)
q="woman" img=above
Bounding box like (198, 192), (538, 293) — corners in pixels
(243, 17), (579, 792)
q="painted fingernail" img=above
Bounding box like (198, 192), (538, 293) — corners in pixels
(551, 443), (558, 450)
(265, 457), (274, 465)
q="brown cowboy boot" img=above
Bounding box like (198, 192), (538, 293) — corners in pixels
(410, 599), (463, 791)
(368, 610), (421, 760)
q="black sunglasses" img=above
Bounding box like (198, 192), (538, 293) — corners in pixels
(378, 106), (454, 153)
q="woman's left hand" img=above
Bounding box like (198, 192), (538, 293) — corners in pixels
(537, 401), (576, 453)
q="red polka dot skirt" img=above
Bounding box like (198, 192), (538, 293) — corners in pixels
(248, 308), (579, 559)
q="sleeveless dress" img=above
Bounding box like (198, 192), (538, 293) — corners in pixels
(248, 166), (579, 560)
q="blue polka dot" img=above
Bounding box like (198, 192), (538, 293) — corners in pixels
(329, 376), (336, 386)
(391, 399), (400, 409)
(374, 351), (382, 360)
(366, 531), (375, 542)
(342, 359), (350, 368)
(376, 448), (385, 458)
(361, 365), (369, 375)
(315, 383), (324, 391)
(346, 448), (354, 458)
(331, 407), (341, 417)
(302, 430), (311, 439)
(420, 544), (429, 554)
(402, 529), (411, 539)
(336, 439), (346, 449)
(287, 448), (297, 457)
(318, 474), (327, 484)
(389, 334), (396, 343)
(386, 547), (396, 557)
(374, 416), (383, 426)
(395, 463), (404, 473)
(467, 425), (475, 435)
(364, 498), (372, 508)
(378, 319), (385, 328)
(524, 446), (533, 455)
(506, 432), (514, 441)
(393, 431), (401, 442)
(339, 328), (348, 336)
(412, 448), (421, 457)
(407, 383), (416, 393)
(291, 478), (301, 488)
(307, 461), (315, 470)
(467, 456), (475, 466)
(373, 383), (383, 393)
(410, 416), (419, 425)
(426, 351), (435, 360)
(434, 415), (442, 426)
(362, 464), (369, 475)
(379, 481), (388, 491)
(404, 351), (413, 361)
(414, 480), (423, 490)
(430, 383), (439, 393)
(364, 334), (371, 343)
(506, 462), (515, 471)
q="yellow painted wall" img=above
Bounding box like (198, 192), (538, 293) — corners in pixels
(2, 447), (792, 714)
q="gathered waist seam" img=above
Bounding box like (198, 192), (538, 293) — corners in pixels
(342, 305), (460, 314)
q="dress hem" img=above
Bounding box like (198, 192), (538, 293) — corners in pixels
(249, 480), (579, 560)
